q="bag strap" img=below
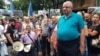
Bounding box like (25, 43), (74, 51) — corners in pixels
(27, 33), (34, 43)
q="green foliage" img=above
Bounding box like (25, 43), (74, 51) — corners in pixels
(13, 0), (45, 15)
(13, 0), (65, 15)
(0, 1), (4, 9)
(13, 0), (29, 15)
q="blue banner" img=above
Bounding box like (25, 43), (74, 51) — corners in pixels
(28, 0), (33, 17)
(10, 0), (14, 13)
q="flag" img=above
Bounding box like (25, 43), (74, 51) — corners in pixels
(28, 0), (33, 16)
(9, 0), (14, 13)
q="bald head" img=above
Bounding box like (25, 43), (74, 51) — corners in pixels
(62, 1), (73, 15)
(63, 1), (73, 8)
(84, 13), (91, 21)
(84, 13), (90, 16)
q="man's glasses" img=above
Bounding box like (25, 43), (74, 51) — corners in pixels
(62, 6), (71, 9)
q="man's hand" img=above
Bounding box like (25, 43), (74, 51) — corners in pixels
(53, 42), (57, 51)
(80, 29), (85, 54)
(79, 43), (85, 54)
(47, 38), (51, 42)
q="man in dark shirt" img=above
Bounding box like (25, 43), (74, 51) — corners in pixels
(6, 19), (19, 56)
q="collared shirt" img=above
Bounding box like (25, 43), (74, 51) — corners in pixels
(57, 12), (84, 41)
(20, 31), (37, 44)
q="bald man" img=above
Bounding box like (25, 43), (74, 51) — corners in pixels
(84, 13), (92, 28)
(56, 1), (85, 56)
(84, 13), (91, 22)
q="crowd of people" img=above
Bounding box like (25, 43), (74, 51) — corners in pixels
(0, 14), (59, 56)
(0, 1), (100, 56)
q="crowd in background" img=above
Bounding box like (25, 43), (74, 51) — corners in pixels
(77, 12), (100, 56)
(0, 14), (59, 56)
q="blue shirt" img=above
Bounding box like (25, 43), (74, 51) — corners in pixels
(56, 12), (84, 41)
(48, 22), (56, 38)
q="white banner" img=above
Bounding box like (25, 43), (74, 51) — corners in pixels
(88, 7), (100, 14)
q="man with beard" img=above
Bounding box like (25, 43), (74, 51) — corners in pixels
(6, 19), (19, 56)
(84, 13), (92, 28)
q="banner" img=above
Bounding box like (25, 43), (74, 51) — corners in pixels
(10, 0), (14, 13)
(88, 7), (100, 14)
(0, 9), (23, 17)
(28, 0), (33, 16)
(38, 10), (46, 15)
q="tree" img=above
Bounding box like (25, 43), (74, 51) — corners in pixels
(0, 1), (4, 9)
(13, 0), (66, 15)
(13, 0), (29, 15)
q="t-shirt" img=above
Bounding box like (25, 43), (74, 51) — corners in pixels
(20, 31), (37, 44)
(0, 25), (6, 41)
(41, 23), (48, 37)
(87, 24), (100, 53)
(15, 22), (22, 32)
(0, 25), (4, 33)
(95, 25), (100, 34)
(57, 12), (84, 41)
(6, 26), (19, 46)
(88, 24), (100, 39)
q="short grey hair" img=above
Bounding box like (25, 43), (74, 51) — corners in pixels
(63, 1), (73, 8)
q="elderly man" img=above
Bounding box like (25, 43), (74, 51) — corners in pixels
(56, 1), (85, 56)
(22, 16), (34, 31)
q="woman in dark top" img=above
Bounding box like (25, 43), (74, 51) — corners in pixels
(87, 14), (100, 56)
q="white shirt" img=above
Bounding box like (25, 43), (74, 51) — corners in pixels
(0, 25), (8, 56)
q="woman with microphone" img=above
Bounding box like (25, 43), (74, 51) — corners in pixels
(19, 25), (37, 56)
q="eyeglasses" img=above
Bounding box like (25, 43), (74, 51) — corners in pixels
(62, 6), (71, 9)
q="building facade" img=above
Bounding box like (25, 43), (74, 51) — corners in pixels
(50, 0), (97, 11)
(72, 0), (96, 11)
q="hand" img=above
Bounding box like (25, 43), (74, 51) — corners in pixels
(39, 37), (42, 40)
(20, 32), (26, 35)
(2, 40), (7, 43)
(11, 42), (14, 46)
(0, 39), (6, 42)
(53, 43), (57, 51)
(2, 40), (5, 42)
(47, 38), (51, 42)
(79, 45), (85, 54)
